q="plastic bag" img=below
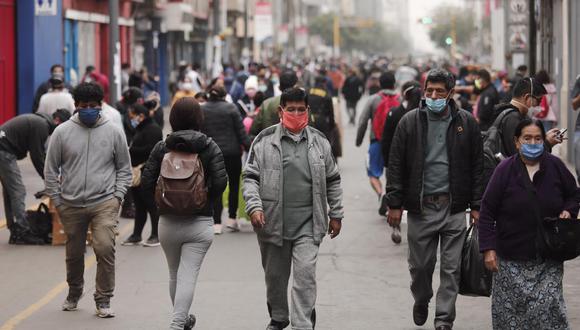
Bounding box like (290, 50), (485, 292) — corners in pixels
(459, 224), (492, 297)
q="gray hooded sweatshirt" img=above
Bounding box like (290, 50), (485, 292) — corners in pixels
(44, 113), (132, 208)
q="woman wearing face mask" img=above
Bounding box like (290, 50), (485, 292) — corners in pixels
(122, 104), (163, 246)
(479, 119), (580, 329)
(172, 77), (198, 106)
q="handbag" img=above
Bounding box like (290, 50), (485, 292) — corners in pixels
(26, 203), (52, 244)
(459, 223), (493, 297)
(522, 162), (580, 262)
(131, 164), (143, 187)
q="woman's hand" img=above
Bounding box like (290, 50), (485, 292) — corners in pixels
(484, 250), (499, 272)
(560, 210), (572, 219)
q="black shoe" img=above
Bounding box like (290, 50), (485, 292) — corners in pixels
(413, 303), (428, 326)
(121, 235), (142, 246)
(435, 326), (452, 330)
(266, 319), (290, 330)
(184, 314), (196, 330)
(8, 230), (45, 245)
(378, 195), (388, 216)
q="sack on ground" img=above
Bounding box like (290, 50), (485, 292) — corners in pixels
(26, 203), (52, 244)
(459, 223), (492, 297)
(155, 151), (207, 215)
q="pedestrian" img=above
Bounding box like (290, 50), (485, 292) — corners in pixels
(479, 118), (580, 330)
(81, 65), (110, 100)
(243, 87), (344, 330)
(385, 69), (484, 330)
(121, 63), (131, 92)
(342, 67), (364, 125)
(378, 80), (422, 244)
(308, 76), (340, 159)
(143, 91), (164, 129)
(0, 110), (71, 244)
(121, 104), (163, 246)
(534, 70), (558, 130)
(355, 71), (398, 202)
(115, 87), (144, 145)
(172, 77), (198, 106)
(455, 69), (500, 131)
(37, 73), (76, 116)
(250, 70), (298, 137)
(32, 64), (74, 113)
(573, 74), (580, 182)
(237, 75), (259, 118)
(201, 85), (251, 234)
(140, 97), (227, 330)
(44, 82), (132, 318)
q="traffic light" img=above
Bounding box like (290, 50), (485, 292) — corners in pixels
(445, 37), (453, 45)
(421, 17), (433, 25)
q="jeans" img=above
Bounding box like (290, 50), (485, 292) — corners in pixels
(0, 150), (28, 231)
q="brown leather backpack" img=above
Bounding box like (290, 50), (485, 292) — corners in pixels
(155, 151), (207, 215)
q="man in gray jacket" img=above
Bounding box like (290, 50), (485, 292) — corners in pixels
(243, 87), (344, 330)
(44, 82), (132, 318)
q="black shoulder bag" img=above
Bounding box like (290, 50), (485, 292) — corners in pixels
(522, 162), (580, 262)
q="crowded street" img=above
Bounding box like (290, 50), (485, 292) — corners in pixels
(3, 0), (580, 330)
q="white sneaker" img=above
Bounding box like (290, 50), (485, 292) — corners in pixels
(95, 302), (115, 318)
(213, 224), (223, 235)
(226, 218), (240, 232)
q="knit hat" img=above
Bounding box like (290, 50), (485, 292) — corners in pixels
(245, 75), (259, 91)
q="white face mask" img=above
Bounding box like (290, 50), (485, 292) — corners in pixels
(527, 106), (542, 118)
(182, 83), (194, 92)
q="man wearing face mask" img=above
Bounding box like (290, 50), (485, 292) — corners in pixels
(456, 69), (500, 131)
(386, 69), (484, 330)
(44, 82), (132, 318)
(491, 77), (562, 159)
(243, 88), (344, 330)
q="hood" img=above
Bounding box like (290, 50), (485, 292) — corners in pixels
(494, 102), (518, 114)
(165, 130), (210, 153)
(35, 112), (57, 133)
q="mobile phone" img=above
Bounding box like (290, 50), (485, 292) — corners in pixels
(557, 128), (567, 140)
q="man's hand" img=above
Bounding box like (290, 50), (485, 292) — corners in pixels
(546, 128), (565, 146)
(250, 211), (266, 229)
(560, 210), (572, 219)
(470, 210), (480, 225)
(328, 219), (342, 239)
(387, 208), (402, 227)
(483, 250), (499, 272)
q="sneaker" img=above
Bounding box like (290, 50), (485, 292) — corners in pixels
(225, 218), (240, 232)
(95, 302), (115, 318)
(378, 194), (388, 216)
(184, 314), (197, 330)
(391, 225), (402, 244)
(61, 297), (80, 311)
(213, 224), (223, 235)
(266, 319), (290, 330)
(121, 235), (142, 246)
(142, 236), (160, 247)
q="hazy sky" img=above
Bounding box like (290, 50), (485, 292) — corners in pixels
(408, 0), (464, 53)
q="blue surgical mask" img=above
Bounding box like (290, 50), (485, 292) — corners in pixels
(425, 97), (448, 114)
(520, 143), (544, 160)
(78, 108), (101, 127)
(130, 118), (140, 128)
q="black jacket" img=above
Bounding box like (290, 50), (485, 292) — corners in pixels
(308, 88), (335, 139)
(33, 80), (74, 113)
(476, 84), (500, 131)
(129, 118), (163, 167)
(0, 113), (54, 178)
(381, 104), (410, 167)
(140, 130), (228, 217)
(201, 100), (251, 157)
(342, 75), (364, 101)
(493, 103), (526, 158)
(114, 101), (136, 145)
(386, 100), (484, 214)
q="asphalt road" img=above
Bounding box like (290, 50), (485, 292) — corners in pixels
(1, 99), (579, 330)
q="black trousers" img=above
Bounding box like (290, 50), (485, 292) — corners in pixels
(213, 155), (242, 224)
(131, 186), (159, 237)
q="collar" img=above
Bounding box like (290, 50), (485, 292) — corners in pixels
(281, 126), (307, 142)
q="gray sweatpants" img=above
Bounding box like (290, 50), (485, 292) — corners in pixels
(159, 215), (213, 330)
(407, 200), (466, 328)
(259, 236), (319, 330)
(0, 150), (27, 231)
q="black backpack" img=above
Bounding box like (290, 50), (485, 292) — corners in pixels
(482, 108), (518, 185)
(26, 203), (52, 244)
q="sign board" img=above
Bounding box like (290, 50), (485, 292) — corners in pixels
(506, 0), (528, 52)
(254, 1), (273, 43)
(35, 0), (58, 16)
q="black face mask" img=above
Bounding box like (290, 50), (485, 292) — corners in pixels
(143, 100), (158, 110)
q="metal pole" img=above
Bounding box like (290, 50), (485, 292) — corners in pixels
(561, 0), (571, 161)
(528, 0), (537, 75)
(243, 0), (249, 52)
(108, 0), (120, 103)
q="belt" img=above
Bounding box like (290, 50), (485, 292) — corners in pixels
(422, 193), (450, 204)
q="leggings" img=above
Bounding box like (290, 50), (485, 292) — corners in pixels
(213, 155), (242, 224)
(159, 215), (213, 330)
